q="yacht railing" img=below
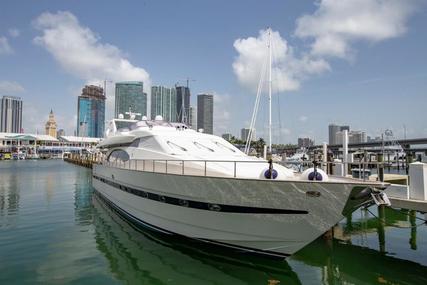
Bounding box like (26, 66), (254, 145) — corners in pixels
(100, 158), (388, 182)
(103, 159), (270, 179)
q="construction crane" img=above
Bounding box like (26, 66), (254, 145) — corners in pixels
(175, 77), (196, 124)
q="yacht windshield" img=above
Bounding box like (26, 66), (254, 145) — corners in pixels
(115, 121), (135, 131)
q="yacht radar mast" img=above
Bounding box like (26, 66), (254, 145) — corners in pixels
(125, 106), (141, 120)
(268, 28), (272, 153)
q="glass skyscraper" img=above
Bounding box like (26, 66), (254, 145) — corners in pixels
(151, 86), (177, 122)
(197, 94), (214, 134)
(115, 81), (147, 119)
(0, 96), (23, 133)
(176, 86), (191, 125)
(77, 85), (105, 138)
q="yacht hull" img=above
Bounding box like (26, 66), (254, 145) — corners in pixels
(92, 164), (371, 257)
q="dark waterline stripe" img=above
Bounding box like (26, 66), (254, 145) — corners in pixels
(94, 191), (291, 259)
(92, 175), (308, 215)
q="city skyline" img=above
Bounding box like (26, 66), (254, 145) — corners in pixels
(1, 1), (426, 143)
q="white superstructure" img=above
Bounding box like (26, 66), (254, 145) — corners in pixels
(92, 118), (389, 258)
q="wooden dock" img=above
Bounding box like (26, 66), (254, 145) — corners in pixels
(63, 153), (102, 169)
(389, 197), (427, 212)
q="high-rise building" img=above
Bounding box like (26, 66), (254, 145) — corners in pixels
(197, 94), (213, 134)
(298, 137), (314, 148)
(189, 106), (197, 129)
(335, 130), (367, 145)
(45, 109), (57, 138)
(222, 133), (232, 141)
(151, 86), (177, 121)
(0, 96), (23, 133)
(328, 124), (350, 145)
(77, 85), (106, 138)
(115, 81), (146, 119)
(176, 86), (190, 125)
(241, 128), (256, 142)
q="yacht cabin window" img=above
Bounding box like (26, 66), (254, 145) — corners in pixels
(130, 139), (140, 147)
(213, 141), (236, 153)
(107, 149), (130, 163)
(167, 141), (187, 152)
(193, 141), (214, 152)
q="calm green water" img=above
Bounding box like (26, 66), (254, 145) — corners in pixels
(1, 160), (426, 284)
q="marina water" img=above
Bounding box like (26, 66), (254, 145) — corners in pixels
(1, 160), (426, 284)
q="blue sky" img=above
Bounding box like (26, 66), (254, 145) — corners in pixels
(0, 0), (426, 143)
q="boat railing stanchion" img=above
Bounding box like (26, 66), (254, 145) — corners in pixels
(182, 160), (185, 175)
(165, 160), (168, 174)
(204, 161), (207, 176)
(234, 161), (237, 178)
(363, 161), (366, 181)
(143, 160), (145, 172)
(153, 160), (155, 172)
(376, 161), (380, 181)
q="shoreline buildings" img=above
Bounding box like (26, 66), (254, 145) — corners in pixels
(328, 124), (350, 145)
(222, 133), (232, 141)
(335, 130), (367, 144)
(151, 86), (177, 121)
(45, 110), (57, 138)
(115, 81), (146, 119)
(197, 94), (213, 134)
(77, 85), (106, 138)
(0, 96), (23, 133)
(241, 128), (256, 142)
(298, 137), (314, 148)
(189, 106), (196, 129)
(176, 86), (191, 125)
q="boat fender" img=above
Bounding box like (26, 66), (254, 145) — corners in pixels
(308, 171), (323, 181)
(263, 158), (278, 179)
(300, 168), (329, 182)
(264, 169), (278, 179)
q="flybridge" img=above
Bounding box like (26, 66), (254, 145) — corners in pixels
(107, 117), (191, 135)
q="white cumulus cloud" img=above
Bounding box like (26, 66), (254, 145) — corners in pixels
(33, 11), (150, 85)
(295, 0), (417, 58)
(8, 28), (20, 38)
(233, 29), (330, 93)
(0, 81), (25, 93)
(0, 36), (13, 55)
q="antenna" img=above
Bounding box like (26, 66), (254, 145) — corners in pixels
(125, 106), (141, 120)
(268, 27), (272, 153)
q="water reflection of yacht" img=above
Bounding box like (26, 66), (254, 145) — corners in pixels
(292, 238), (427, 285)
(92, 195), (302, 285)
(92, 117), (389, 257)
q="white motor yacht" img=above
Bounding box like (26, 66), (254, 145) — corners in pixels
(92, 117), (390, 258)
